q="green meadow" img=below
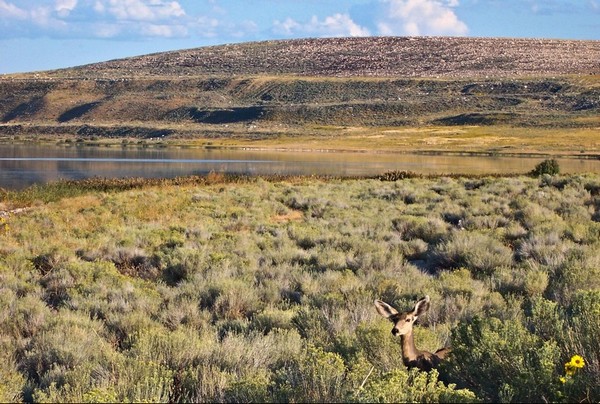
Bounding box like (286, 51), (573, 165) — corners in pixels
(1, 171), (599, 402)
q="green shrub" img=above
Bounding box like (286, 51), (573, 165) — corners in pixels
(274, 344), (347, 402)
(250, 307), (297, 333)
(171, 364), (229, 403)
(0, 292), (50, 339)
(125, 327), (209, 369)
(531, 159), (560, 176)
(112, 358), (173, 403)
(564, 291), (600, 401)
(224, 370), (273, 403)
(82, 387), (118, 403)
(445, 316), (560, 402)
(0, 343), (25, 402)
(512, 196), (566, 233)
(355, 321), (404, 372)
(392, 216), (449, 243)
(433, 231), (513, 277)
(22, 311), (115, 386)
(292, 307), (332, 345)
(355, 368), (478, 403)
(517, 232), (571, 270)
(545, 246), (600, 305)
(528, 297), (566, 349)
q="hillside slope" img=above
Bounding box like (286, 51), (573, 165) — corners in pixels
(0, 37), (599, 153)
(49, 37), (600, 78)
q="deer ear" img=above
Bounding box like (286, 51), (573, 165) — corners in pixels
(374, 300), (399, 318)
(413, 295), (431, 318)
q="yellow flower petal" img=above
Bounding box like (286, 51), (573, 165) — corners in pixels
(570, 355), (585, 369)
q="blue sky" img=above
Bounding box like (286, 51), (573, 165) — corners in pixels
(1, 0), (599, 74)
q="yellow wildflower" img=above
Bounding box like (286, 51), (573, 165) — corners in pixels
(569, 355), (585, 369)
(564, 363), (576, 376)
(559, 376), (566, 384)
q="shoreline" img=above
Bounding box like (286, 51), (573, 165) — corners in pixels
(2, 136), (599, 161)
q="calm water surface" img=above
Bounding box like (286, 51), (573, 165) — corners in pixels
(1, 144), (599, 190)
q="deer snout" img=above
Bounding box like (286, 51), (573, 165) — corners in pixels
(391, 327), (400, 336)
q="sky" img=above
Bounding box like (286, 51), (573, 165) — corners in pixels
(1, 0), (599, 74)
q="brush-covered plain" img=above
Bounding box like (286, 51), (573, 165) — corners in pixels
(1, 173), (599, 402)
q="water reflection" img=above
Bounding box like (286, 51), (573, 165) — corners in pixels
(0, 144), (599, 189)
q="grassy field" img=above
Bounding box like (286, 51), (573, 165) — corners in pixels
(176, 124), (600, 156)
(2, 123), (600, 158)
(1, 172), (599, 402)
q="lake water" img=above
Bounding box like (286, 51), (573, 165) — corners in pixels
(1, 144), (599, 190)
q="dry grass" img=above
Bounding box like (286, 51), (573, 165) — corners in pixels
(173, 125), (600, 155)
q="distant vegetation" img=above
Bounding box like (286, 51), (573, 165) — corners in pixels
(1, 173), (599, 402)
(531, 158), (561, 176)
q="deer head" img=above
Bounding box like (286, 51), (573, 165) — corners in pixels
(375, 296), (430, 336)
(374, 296), (450, 370)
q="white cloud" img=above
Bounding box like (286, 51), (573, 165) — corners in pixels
(272, 17), (299, 36)
(377, 0), (468, 36)
(140, 23), (187, 37)
(0, 1), (28, 19)
(55, 0), (77, 17)
(92, 22), (121, 38)
(193, 14), (258, 39)
(273, 13), (370, 37)
(196, 15), (220, 37)
(29, 6), (53, 27)
(0, 0), (470, 44)
(0, 0), (189, 39)
(228, 19), (259, 38)
(93, 0), (185, 22)
(271, 0), (466, 39)
(0, 1), (69, 37)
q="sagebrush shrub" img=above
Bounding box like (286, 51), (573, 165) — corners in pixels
(356, 368), (477, 403)
(433, 231), (513, 277)
(565, 291), (600, 401)
(0, 343), (24, 402)
(274, 344), (347, 402)
(2, 174), (600, 403)
(445, 315), (560, 402)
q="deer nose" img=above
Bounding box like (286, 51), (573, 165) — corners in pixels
(391, 328), (399, 336)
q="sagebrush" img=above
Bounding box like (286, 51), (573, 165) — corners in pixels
(1, 173), (599, 402)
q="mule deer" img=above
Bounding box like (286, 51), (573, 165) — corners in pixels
(375, 296), (450, 371)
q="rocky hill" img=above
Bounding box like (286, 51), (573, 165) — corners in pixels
(50, 37), (600, 78)
(0, 37), (599, 144)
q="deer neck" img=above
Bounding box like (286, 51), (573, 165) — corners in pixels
(400, 329), (421, 364)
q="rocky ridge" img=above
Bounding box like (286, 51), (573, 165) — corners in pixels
(43, 37), (600, 79)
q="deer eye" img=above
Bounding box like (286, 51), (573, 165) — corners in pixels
(406, 318), (411, 322)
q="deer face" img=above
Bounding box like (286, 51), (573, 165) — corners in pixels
(388, 311), (417, 336)
(374, 296), (431, 336)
